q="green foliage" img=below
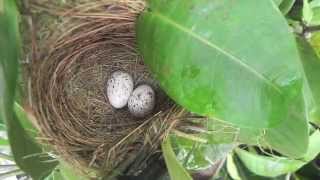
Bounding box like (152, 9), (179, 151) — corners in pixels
(310, 31), (320, 56)
(264, 94), (308, 158)
(303, 0), (313, 24)
(162, 137), (193, 180)
(45, 162), (87, 180)
(171, 134), (234, 172)
(279, 0), (296, 15)
(274, 0), (284, 6)
(0, 0), (319, 179)
(136, 0), (320, 178)
(137, 0), (309, 158)
(297, 37), (320, 125)
(0, 0), (58, 179)
(235, 130), (320, 177)
(137, 0), (305, 129)
(303, 0), (320, 25)
(226, 154), (288, 180)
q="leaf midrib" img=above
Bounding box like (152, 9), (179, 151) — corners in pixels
(152, 12), (282, 93)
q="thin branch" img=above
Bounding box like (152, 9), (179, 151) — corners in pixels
(304, 25), (320, 33)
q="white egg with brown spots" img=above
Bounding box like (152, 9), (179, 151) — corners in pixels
(107, 71), (133, 109)
(128, 84), (155, 118)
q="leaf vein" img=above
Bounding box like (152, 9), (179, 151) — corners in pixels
(153, 12), (282, 93)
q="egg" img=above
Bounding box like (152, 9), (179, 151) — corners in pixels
(128, 84), (155, 118)
(107, 71), (134, 109)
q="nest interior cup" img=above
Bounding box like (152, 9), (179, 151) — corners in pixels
(29, 0), (183, 177)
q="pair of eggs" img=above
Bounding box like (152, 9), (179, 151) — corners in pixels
(107, 71), (155, 118)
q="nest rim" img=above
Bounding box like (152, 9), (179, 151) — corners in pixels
(27, 0), (191, 178)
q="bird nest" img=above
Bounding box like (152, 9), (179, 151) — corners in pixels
(27, 0), (195, 178)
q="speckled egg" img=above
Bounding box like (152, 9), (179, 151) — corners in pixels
(128, 84), (155, 118)
(107, 71), (134, 109)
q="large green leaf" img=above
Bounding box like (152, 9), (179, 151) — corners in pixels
(0, 0), (58, 179)
(137, 0), (305, 129)
(264, 91), (308, 158)
(297, 37), (320, 125)
(14, 103), (38, 138)
(0, 0), (19, 120)
(236, 130), (320, 177)
(162, 137), (193, 180)
(236, 148), (303, 177)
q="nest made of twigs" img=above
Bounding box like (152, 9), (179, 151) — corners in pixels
(26, 0), (196, 178)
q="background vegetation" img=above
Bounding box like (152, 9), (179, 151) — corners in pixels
(1, 0), (320, 179)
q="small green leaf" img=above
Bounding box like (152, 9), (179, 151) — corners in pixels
(309, 7), (320, 25)
(226, 154), (242, 180)
(162, 137), (193, 180)
(302, 130), (320, 161)
(236, 148), (304, 177)
(303, 0), (313, 24)
(308, 0), (320, 26)
(236, 130), (320, 177)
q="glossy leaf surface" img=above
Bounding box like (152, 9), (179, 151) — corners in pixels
(137, 0), (305, 129)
